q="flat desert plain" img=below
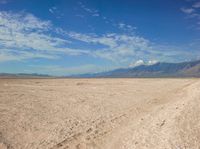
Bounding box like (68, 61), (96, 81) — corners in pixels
(0, 79), (200, 149)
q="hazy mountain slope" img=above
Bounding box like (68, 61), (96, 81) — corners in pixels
(76, 60), (200, 78)
(178, 63), (200, 77)
(0, 73), (50, 78)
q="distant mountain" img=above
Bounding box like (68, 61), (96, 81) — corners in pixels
(0, 73), (51, 78)
(2, 60), (200, 78)
(74, 60), (200, 78)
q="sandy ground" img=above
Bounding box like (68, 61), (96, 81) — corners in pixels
(0, 78), (200, 149)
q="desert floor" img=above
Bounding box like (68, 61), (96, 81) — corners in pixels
(0, 78), (200, 149)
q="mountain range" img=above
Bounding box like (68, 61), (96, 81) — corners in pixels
(0, 73), (50, 78)
(74, 60), (200, 78)
(1, 60), (200, 78)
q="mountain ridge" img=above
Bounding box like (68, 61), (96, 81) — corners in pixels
(1, 60), (200, 78)
(73, 60), (200, 78)
(0, 73), (51, 78)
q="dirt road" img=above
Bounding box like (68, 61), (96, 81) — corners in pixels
(0, 79), (200, 149)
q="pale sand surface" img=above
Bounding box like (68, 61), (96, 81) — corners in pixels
(0, 79), (200, 149)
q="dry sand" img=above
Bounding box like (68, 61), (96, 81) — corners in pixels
(0, 78), (200, 149)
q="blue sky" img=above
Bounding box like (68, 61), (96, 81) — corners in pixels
(0, 0), (200, 76)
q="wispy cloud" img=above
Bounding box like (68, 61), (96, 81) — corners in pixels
(117, 23), (137, 32)
(78, 2), (100, 17)
(193, 2), (200, 8)
(48, 6), (64, 19)
(0, 0), (8, 4)
(180, 1), (200, 29)
(49, 6), (57, 14)
(76, 2), (137, 34)
(181, 7), (195, 14)
(75, 14), (85, 18)
(0, 11), (87, 62)
(61, 30), (198, 64)
(67, 32), (118, 48)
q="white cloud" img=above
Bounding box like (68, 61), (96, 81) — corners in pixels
(0, 11), (88, 62)
(129, 60), (145, 67)
(75, 14), (85, 18)
(148, 60), (158, 65)
(78, 2), (99, 17)
(0, 49), (57, 62)
(93, 37), (150, 62)
(65, 32), (153, 62)
(49, 8), (54, 14)
(129, 60), (158, 68)
(49, 6), (64, 19)
(118, 23), (137, 31)
(59, 29), (198, 64)
(0, 12), (51, 31)
(118, 23), (126, 29)
(193, 2), (200, 8)
(92, 13), (100, 17)
(67, 32), (118, 48)
(0, 0), (8, 4)
(0, 52), (20, 62)
(49, 6), (57, 14)
(180, 1), (200, 29)
(181, 7), (195, 14)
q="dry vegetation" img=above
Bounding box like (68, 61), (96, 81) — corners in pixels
(0, 78), (200, 149)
